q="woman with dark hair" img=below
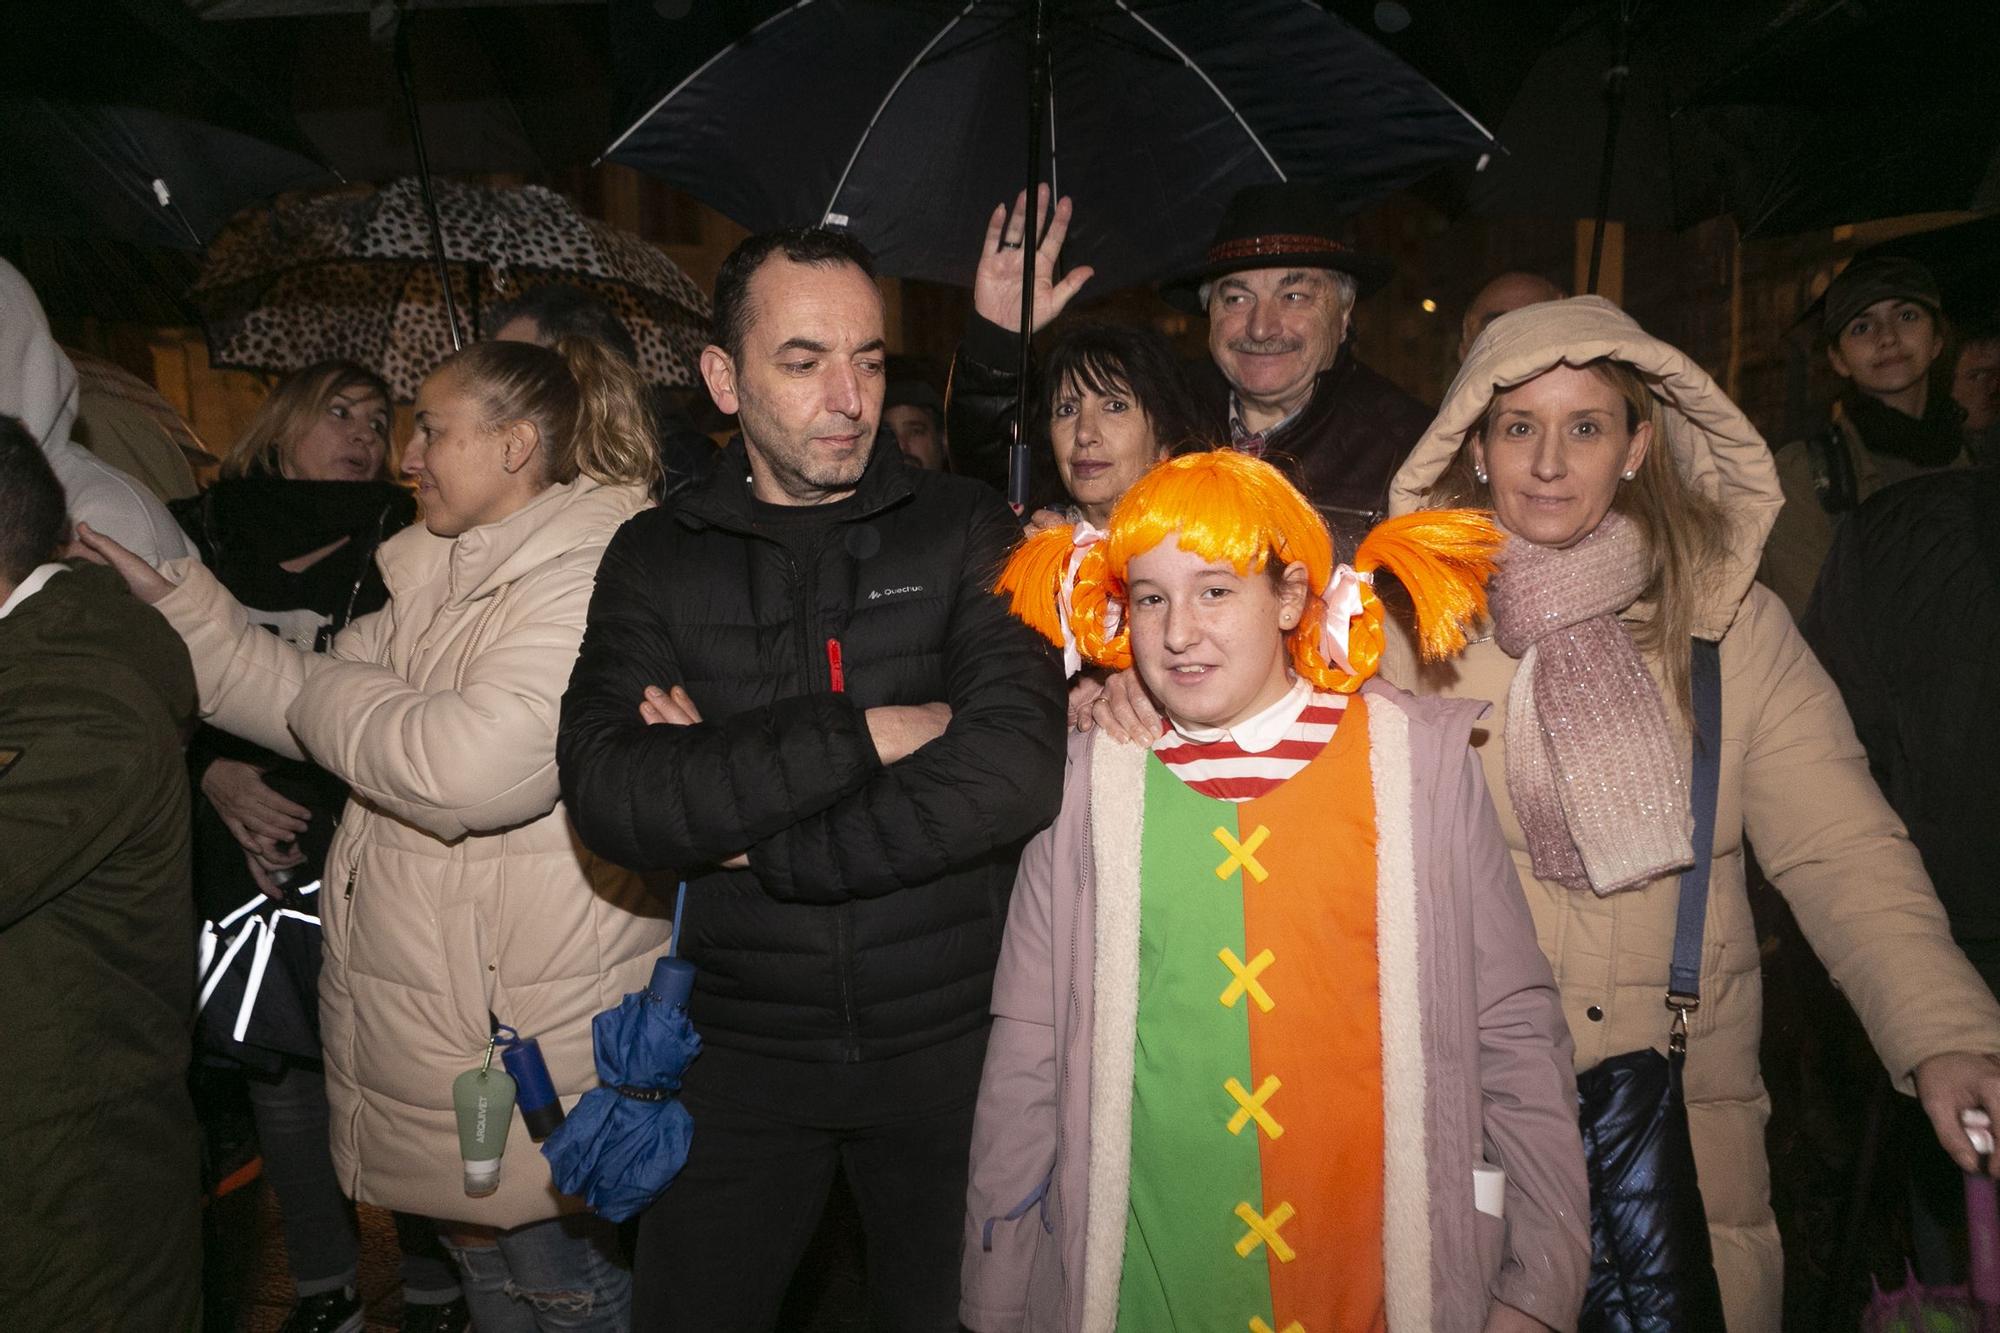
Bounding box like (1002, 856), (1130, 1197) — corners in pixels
(1033, 321), (1208, 529)
(169, 361), (455, 1331)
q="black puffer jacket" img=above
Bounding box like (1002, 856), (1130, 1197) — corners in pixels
(1802, 467), (2000, 954)
(558, 439), (1067, 1062)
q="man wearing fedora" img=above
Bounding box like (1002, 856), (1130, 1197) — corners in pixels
(947, 182), (1431, 550)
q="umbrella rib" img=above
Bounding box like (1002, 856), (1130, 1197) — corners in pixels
(1111, 0), (1285, 180)
(821, 0), (981, 224)
(597, 0), (812, 163)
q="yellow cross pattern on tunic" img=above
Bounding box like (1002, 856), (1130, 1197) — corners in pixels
(1212, 824), (1271, 883)
(1234, 1200), (1297, 1262)
(1217, 946), (1275, 1012)
(1224, 1074), (1283, 1138)
(1249, 1320), (1305, 1333)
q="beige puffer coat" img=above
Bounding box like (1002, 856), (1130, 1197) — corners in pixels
(156, 476), (671, 1227)
(1387, 297), (2000, 1330)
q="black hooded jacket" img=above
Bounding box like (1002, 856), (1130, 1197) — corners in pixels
(557, 438), (1066, 1062)
(1802, 467), (2000, 951)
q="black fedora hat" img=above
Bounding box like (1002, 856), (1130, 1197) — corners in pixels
(1161, 180), (1393, 314)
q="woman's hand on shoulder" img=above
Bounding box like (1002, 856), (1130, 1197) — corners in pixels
(72, 523), (177, 603)
(1075, 669), (1159, 745)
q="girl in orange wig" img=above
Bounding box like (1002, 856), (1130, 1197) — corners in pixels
(998, 448), (1503, 697)
(965, 448), (1590, 1333)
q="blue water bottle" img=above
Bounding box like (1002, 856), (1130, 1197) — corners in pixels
(500, 1035), (566, 1141)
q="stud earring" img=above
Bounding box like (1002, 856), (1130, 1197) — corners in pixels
(1621, 469), (1638, 481)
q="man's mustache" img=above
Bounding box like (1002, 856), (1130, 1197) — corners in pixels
(1227, 337), (1305, 355)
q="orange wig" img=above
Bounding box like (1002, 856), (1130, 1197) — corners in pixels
(995, 450), (1501, 691)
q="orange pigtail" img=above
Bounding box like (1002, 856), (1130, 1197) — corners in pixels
(1352, 509), (1505, 662)
(993, 524), (1078, 651)
(1291, 578), (1384, 694)
(1070, 541), (1132, 671)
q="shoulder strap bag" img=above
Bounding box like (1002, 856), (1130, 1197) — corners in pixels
(1576, 637), (1730, 1333)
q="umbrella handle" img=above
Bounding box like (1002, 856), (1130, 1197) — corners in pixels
(393, 11), (465, 352)
(1010, 0), (1051, 514)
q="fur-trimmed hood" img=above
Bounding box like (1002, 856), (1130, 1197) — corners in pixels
(1388, 296), (1782, 639)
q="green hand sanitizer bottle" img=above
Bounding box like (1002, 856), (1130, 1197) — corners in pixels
(452, 1039), (517, 1198)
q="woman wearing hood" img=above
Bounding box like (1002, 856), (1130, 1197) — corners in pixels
(1387, 296), (2000, 1328)
(0, 257), (192, 565)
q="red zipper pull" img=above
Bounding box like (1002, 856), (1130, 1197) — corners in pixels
(825, 637), (845, 693)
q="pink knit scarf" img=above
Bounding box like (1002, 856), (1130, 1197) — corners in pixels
(1487, 511), (1693, 894)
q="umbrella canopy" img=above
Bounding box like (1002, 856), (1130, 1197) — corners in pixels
(542, 954), (701, 1223)
(195, 178), (712, 400)
(604, 0), (1493, 292)
(0, 99), (331, 249)
(1, 0), (332, 247)
(189, 0), (618, 181)
(1406, 0), (1797, 231)
(1691, 0), (2000, 237)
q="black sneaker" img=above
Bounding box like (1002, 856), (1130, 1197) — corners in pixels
(279, 1286), (364, 1333)
(401, 1297), (471, 1333)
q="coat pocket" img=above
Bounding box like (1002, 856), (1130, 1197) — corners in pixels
(438, 899), (496, 1049)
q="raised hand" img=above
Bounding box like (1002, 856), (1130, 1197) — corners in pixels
(973, 184), (1095, 335)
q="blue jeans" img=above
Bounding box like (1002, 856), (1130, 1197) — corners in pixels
(246, 1060), (460, 1302)
(440, 1215), (629, 1332)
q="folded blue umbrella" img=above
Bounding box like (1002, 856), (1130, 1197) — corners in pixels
(542, 884), (700, 1222)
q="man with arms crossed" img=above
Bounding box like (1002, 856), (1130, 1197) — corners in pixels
(558, 228), (1066, 1331)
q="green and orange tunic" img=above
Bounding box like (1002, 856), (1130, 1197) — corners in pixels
(1117, 691), (1387, 1333)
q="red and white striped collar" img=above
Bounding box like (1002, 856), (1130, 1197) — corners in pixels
(1157, 675), (1314, 755)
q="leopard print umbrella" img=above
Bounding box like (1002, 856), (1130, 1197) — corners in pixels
(195, 178), (710, 400)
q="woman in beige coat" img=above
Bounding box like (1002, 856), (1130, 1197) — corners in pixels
(83, 338), (670, 1330)
(1386, 296), (2000, 1329)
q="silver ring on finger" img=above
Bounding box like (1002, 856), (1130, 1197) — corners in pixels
(999, 239), (1024, 250)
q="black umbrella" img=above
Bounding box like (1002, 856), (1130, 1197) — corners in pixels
(191, 1), (618, 182)
(1395, 1), (1804, 288)
(606, 0), (1490, 505)
(0, 0), (332, 248)
(1689, 0), (2000, 237)
(607, 0), (1489, 293)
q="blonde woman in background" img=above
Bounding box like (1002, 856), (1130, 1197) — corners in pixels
(1387, 296), (2000, 1328)
(86, 338), (670, 1331)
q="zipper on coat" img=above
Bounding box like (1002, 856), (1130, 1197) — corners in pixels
(835, 901), (861, 1061)
(777, 539), (863, 1060)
